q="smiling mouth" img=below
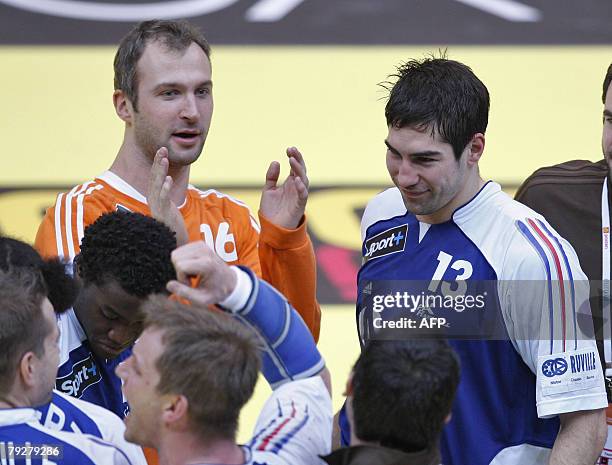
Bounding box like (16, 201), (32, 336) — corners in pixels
(402, 190), (428, 198)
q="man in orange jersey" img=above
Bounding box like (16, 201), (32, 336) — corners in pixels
(35, 19), (320, 340)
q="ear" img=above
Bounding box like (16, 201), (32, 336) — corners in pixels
(113, 89), (134, 124)
(19, 352), (37, 389)
(466, 133), (485, 166)
(444, 412), (452, 424)
(161, 394), (189, 430)
(343, 371), (354, 397)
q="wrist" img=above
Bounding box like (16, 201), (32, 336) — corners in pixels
(219, 266), (253, 311)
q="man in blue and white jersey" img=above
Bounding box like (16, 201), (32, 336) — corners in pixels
(0, 267), (133, 465)
(116, 241), (332, 465)
(0, 235), (146, 465)
(56, 211), (177, 418)
(343, 57), (608, 465)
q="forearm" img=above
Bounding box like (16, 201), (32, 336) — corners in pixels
(222, 266), (324, 388)
(549, 409), (606, 465)
(258, 212), (321, 341)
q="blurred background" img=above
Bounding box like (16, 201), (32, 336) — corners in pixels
(1, 0), (611, 439)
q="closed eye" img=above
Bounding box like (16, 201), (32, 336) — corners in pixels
(101, 307), (119, 320)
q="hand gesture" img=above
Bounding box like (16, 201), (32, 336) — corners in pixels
(166, 241), (237, 307)
(147, 147), (189, 246)
(259, 146), (309, 229)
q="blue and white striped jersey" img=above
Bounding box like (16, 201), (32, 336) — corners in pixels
(356, 182), (607, 465)
(55, 309), (130, 419)
(35, 391), (145, 465)
(244, 377), (331, 465)
(0, 408), (133, 465)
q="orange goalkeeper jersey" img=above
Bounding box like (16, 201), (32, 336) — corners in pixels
(35, 171), (320, 340)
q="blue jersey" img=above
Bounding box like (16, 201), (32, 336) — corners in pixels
(353, 183), (607, 465)
(35, 391), (145, 465)
(0, 408), (132, 465)
(56, 309), (131, 418)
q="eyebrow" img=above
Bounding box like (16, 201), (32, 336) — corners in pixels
(384, 140), (442, 158)
(154, 80), (213, 90)
(604, 109), (612, 118)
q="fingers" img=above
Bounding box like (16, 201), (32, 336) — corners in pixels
(167, 280), (213, 307)
(170, 241), (219, 284)
(147, 147), (170, 211)
(288, 156), (310, 189)
(286, 147), (309, 189)
(159, 176), (173, 205)
(264, 161), (281, 191)
(294, 175), (308, 201)
(286, 146), (305, 170)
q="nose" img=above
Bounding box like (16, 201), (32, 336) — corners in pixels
(179, 95), (200, 122)
(396, 159), (420, 188)
(107, 324), (134, 347)
(115, 359), (127, 380)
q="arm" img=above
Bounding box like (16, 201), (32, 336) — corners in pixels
(549, 409), (606, 465)
(35, 202), (62, 258)
(258, 146), (321, 341)
(167, 241), (327, 390)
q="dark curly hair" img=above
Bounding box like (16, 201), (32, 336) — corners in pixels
(76, 212), (177, 297)
(0, 236), (77, 313)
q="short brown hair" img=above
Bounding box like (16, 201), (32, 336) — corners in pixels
(113, 19), (211, 111)
(142, 296), (260, 440)
(0, 268), (51, 395)
(604, 63), (612, 104)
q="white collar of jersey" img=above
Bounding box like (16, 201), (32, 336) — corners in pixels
(69, 308), (87, 343)
(452, 181), (499, 222)
(98, 170), (148, 205)
(0, 407), (39, 427)
(98, 170), (190, 209)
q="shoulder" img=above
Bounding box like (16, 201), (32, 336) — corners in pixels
(361, 187), (406, 241)
(187, 186), (260, 230)
(516, 159), (607, 198)
(20, 422), (130, 465)
(454, 183), (583, 280)
(51, 391), (123, 427)
(188, 187), (252, 213)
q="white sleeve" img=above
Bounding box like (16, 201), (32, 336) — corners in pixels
(360, 188), (405, 242)
(52, 391), (147, 465)
(248, 377), (332, 465)
(501, 226), (607, 418)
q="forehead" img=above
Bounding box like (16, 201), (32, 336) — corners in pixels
(136, 40), (211, 87)
(133, 328), (164, 371)
(387, 125), (452, 154)
(606, 82), (612, 108)
(41, 298), (57, 336)
(87, 280), (143, 322)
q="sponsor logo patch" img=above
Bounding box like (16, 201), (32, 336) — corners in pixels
(363, 224), (408, 262)
(56, 354), (101, 398)
(539, 348), (601, 396)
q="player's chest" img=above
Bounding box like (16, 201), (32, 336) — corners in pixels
(360, 219), (496, 282)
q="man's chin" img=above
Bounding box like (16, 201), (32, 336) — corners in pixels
(167, 147), (204, 166)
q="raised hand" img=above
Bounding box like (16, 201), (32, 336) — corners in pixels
(147, 147), (189, 246)
(166, 241), (237, 307)
(259, 146), (309, 229)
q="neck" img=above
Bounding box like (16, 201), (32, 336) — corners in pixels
(0, 390), (33, 409)
(158, 432), (244, 465)
(416, 175), (485, 224)
(110, 137), (190, 206)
